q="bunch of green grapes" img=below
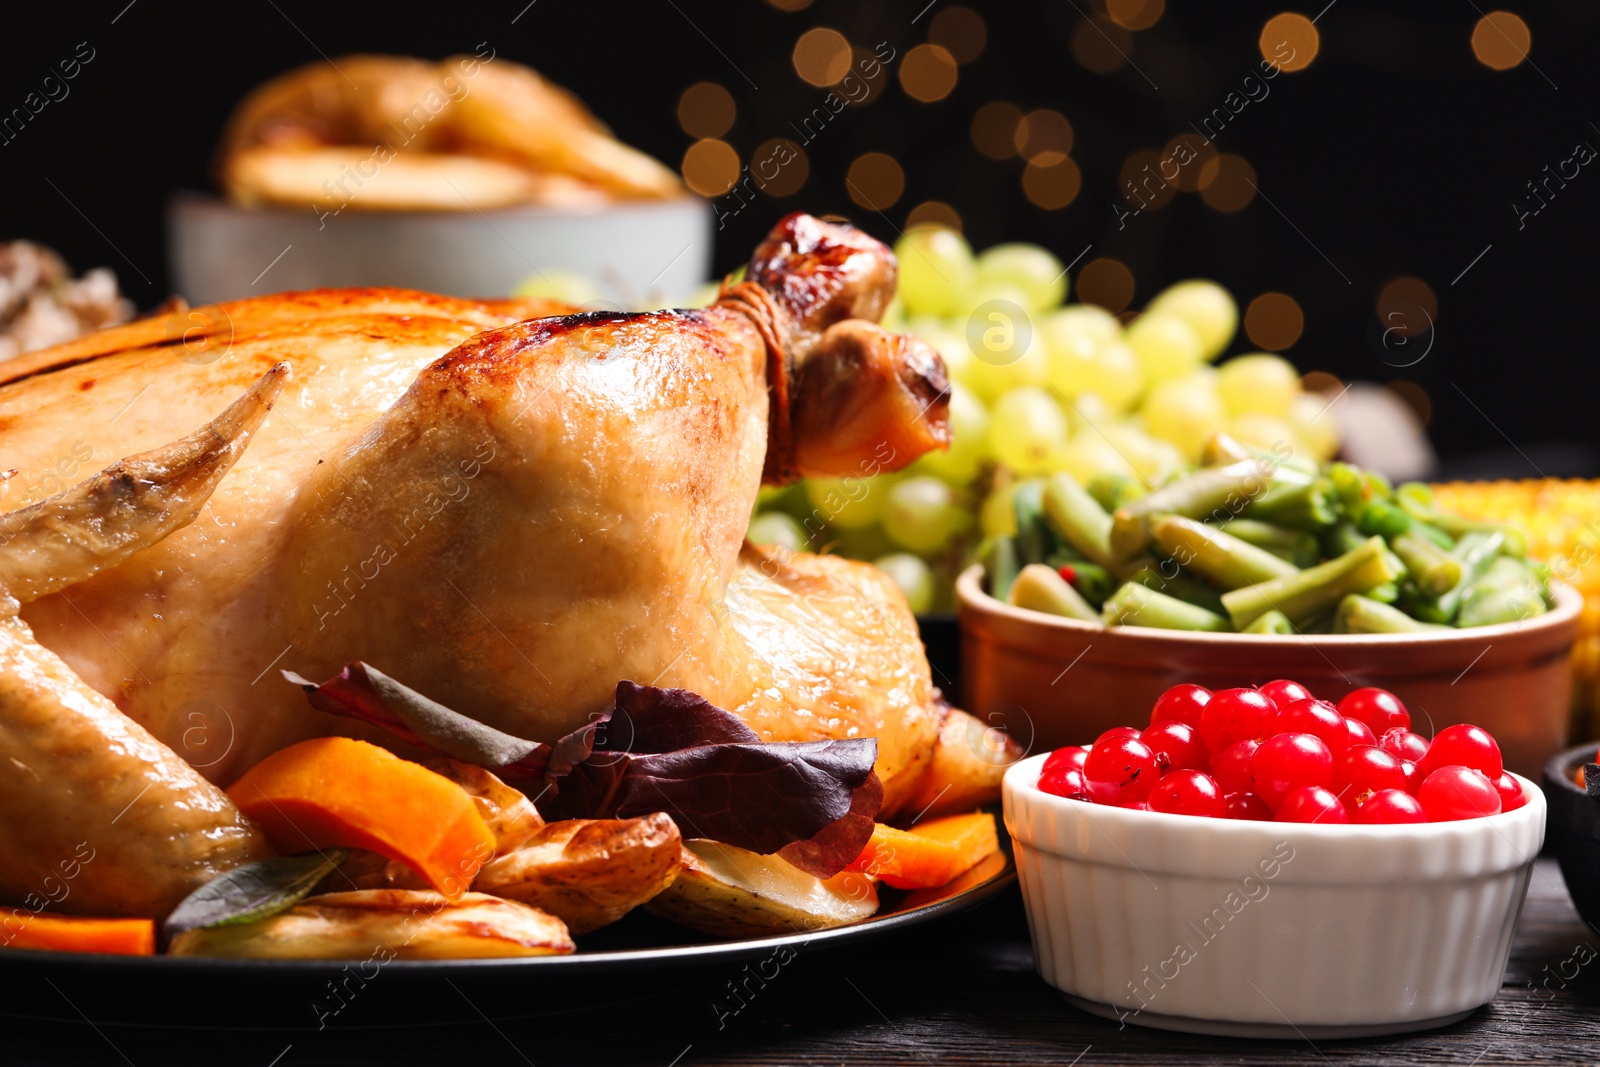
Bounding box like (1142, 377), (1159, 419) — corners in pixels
(741, 227), (1341, 614)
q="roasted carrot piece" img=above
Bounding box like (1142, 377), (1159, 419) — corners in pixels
(2, 913), (155, 955)
(847, 812), (1001, 890)
(228, 737), (496, 900)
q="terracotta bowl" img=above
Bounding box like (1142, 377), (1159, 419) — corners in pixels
(957, 565), (1581, 779)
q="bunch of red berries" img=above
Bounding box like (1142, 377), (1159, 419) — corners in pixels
(1035, 682), (1524, 824)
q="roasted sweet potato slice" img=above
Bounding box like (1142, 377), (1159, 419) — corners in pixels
(847, 812), (1000, 890)
(1, 912), (154, 955)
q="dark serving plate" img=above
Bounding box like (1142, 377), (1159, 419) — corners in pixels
(0, 851), (1014, 1030)
(1543, 742), (1600, 932)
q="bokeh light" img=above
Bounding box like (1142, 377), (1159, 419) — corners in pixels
(1077, 258), (1136, 313)
(1301, 370), (1343, 396)
(929, 6), (988, 64)
(676, 82), (735, 140)
(1107, 0), (1165, 31)
(900, 43), (959, 102)
(1022, 156), (1082, 210)
(1119, 150), (1178, 210)
(750, 138), (809, 198)
(846, 152), (906, 210)
(1472, 11), (1531, 70)
(764, 0), (813, 9)
(1387, 380), (1433, 427)
(1015, 109), (1074, 164)
(971, 101), (1024, 160)
(1199, 154), (1258, 212)
(1164, 133), (1218, 192)
(1376, 275), (1439, 337)
(1260, 13), (1319, 72)
(1072, 17), (1133, 74)
(1244, 292), (1305, 351)
(793, 27), (852, 86)
(681, 139), (740, 197)
(907, 200), (963, 231)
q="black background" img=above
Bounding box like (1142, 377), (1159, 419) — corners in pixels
(1, 1), (1596, 467)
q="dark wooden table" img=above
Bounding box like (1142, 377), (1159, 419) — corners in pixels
(6, 857), (1596, 1066)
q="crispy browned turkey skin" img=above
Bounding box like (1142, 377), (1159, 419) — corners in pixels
(0, 214), (1005, 918)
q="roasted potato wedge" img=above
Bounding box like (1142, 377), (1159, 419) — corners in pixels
(473, 813), (682, 934)
(420, 759), (544, 853)
(644, 840), (878, 939)
(901, 708), (1021, 821)
(167, 890), (572, 959)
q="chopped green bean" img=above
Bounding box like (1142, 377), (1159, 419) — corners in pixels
(1244, 610), (1294, 634)
(1322, 521), (1369, 558)
(1012, 480), (1051, 566)
(1335, 595), (1451, 634)
(1221, 536), (1401, 630)
(1409, 530), (1505, 624)
(1219, 519), (1322, 568)
(983, 536), (1018, 602)
(1102, 581), (1231, 632)
(1390, 529), (1463, 597)
(1121, 557), (1229, 615)
(1057, 560), (1116, 605)
(1008, 564), (1102, 622)
(1241, 472), (1338, 528)
(1201, 432), (1253, 467)
(1151, 515), (1300, 590)
(1110, 460), (1269, 560)
(1042, 472), (1116, 567)
(1088, 471), (1146, 513)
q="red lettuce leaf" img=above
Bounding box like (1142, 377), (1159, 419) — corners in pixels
(285, 667), (880, 877)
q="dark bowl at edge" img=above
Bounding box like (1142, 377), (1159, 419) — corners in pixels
(1543, 742), (1600, 933)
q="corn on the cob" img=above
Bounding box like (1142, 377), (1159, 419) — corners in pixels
(1432, 479), (1600, 739)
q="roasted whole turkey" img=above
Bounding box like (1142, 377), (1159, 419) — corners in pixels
(0, 214), (1013, 918)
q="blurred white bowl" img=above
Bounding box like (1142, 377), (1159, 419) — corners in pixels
(1002, 752), (1544, 1038)
(167, 193), (712, 307)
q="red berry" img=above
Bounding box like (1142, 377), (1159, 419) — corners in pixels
(1354, 789), (1426, 824)
(1225, 791), (1273, 821)
(1211, 739), (1262, 795)
(1493, 772), (1526, 813)
(1122, 801), (1151, 811)
(1251, 732), (1334, 809)
(1058, 564), (1077, 584)
(1038, 764), (1092, 800)
(1083, 735), (1159, 806)
(1042, 746), (1090, 776)
(1198, 688), (1274, 756)
(1331, 745), (1407, 811)
(1338, 687), (1411, 734)
(1260, 679), (1314, 707)
(1266, 698), (1350, 758)
(1417, 766), (1502, 821)
(1095, 727), (1142, 748)
(1401, 760), (1420, 792)
(1276, 785), (1349, 824)
(1418, 724), (1503, 781)
(1345, 717), (1377, 748)
(1141, 721), (1208, 774)
(1150, 684), (1211, 728)
(1380, 727), (1429, 763)
(1148, 770), (1227, 818)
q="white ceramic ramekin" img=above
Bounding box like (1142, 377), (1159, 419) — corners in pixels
(1002, 753), (1546, 1038)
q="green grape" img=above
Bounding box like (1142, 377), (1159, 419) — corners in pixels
(980, 482), (1019, 537)
(882, 476), (973, 554)
(873, 552), (937, 615)
(514, 270), (606, 307)
(1145, 279), (1238, 360)
(975, 243), (1067, 313)
(1124, 312), (1205, 387)
(959, 284), (1048, 401)
(1049, 305), (1122, 349)
(915, 383), (990, 486)
(988, 387), (1069, 474)
(746, 511), (806, 553)
(1059, 390), (1113, 437)
(1057, 432), (1136, 487)
(831, 522), (895, 560)
(894, 226), (977, 318)
(1217, 353), (1300, 418)
(1228, 412), (1298, 455)
(1051, 338), (1143, 414)
(1288, 391), (1340, 461)
(804, 474), (889, 530)
(1140, 372), (1228, 463)
(909, 319), (979, 397)
(880, 291), (909, 333)
(1100, 423), (1185, 486)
